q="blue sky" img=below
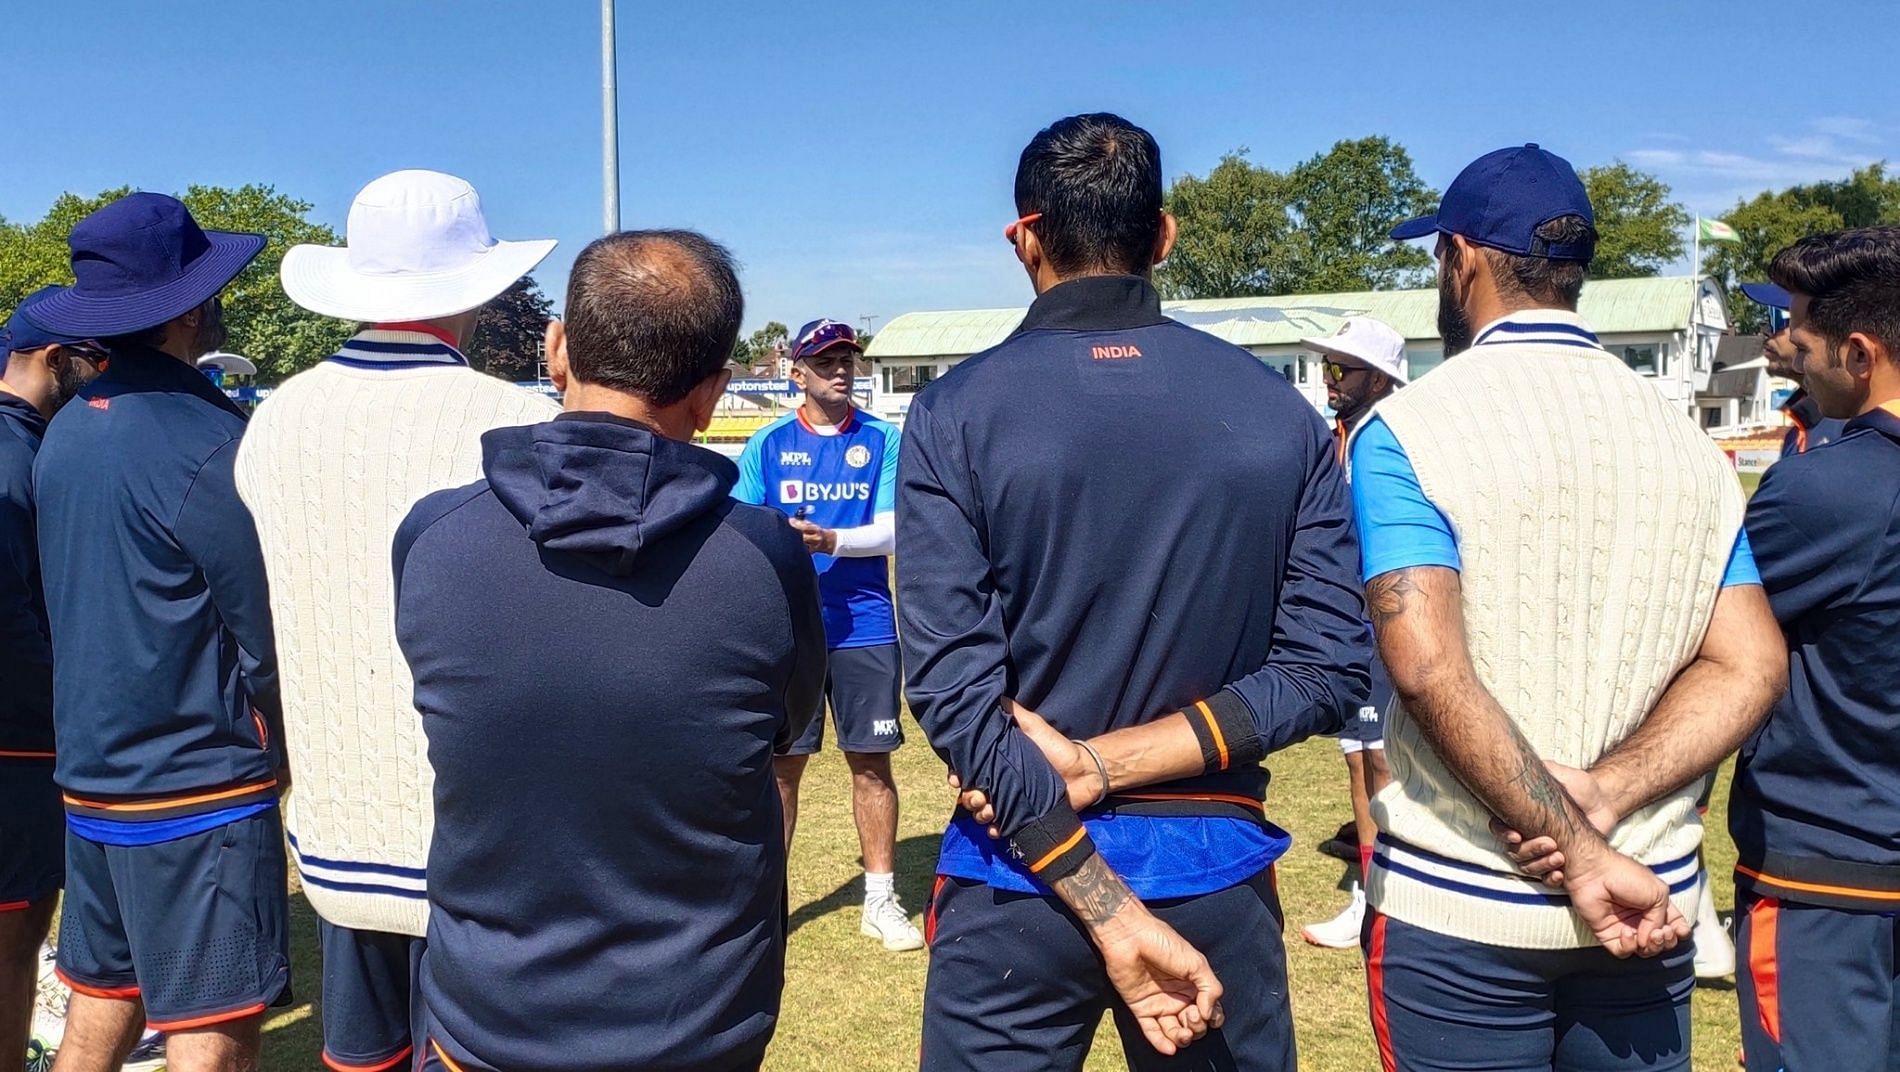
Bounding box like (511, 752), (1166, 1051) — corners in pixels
(6, 0), (1899, 332)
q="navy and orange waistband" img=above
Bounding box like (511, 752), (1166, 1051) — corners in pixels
(1736, 851), (1900, 912)
(62, 777), (281, 823)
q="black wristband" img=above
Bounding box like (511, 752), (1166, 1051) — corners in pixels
(1010, 803), (1097, 884)
(1184, 688), (1266, 772)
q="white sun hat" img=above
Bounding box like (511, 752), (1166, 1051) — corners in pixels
(1301, 315), (1410, 385)
(280, 170), (556, 322)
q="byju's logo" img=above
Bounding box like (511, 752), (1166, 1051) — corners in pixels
(779, 450), (813, 466)
(779, 479), (804, 503)
(780, 481), (871, 504)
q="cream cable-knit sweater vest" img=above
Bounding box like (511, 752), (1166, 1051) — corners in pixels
(1361, 338), (1744, 949)
(236, 342), (558, 936)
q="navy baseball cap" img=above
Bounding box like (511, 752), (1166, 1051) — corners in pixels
(1741, 282), (1791, 311)
(1391, 144), (1597, 261)
(790, 319), (861, 362)
(4, 285), (101, 354)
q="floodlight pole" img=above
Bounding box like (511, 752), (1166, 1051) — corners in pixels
(602, 0), (621, 234)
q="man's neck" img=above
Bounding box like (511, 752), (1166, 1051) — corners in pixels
(563, 381), (698, 441)
(801, 396), (853, 427)
(0, 363), (52, 418)
(1033, 266), (1149, 296)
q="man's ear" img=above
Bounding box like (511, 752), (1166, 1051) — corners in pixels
(545, 319), (570, 394)
(1016, 227), (1043, 277)
(1153, 211), (1178, 266)
(1845, 331), (1884, 380)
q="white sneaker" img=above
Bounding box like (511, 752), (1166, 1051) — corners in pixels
(1693, 875), (1736, 980)
(1301, 885), (1367, 949)
(861, 895), (925, 952)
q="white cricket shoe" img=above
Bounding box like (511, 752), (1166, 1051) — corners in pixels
(1301, 885), (1367, 949)
(1693, 875), (1736, 980)
(862, 895), (925, 952)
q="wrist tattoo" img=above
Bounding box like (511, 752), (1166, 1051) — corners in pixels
(1056, 853), (1132, 927)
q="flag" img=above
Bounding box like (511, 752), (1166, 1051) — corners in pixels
(1698, 218), (1742, 243)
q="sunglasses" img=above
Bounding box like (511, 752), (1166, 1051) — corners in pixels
(1004, 212), (1044, 246)
(793, 320), (860, 363)
(1322, 360), (1362, 384)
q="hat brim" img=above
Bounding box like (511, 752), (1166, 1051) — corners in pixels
(1388, 214), (1440, 241)
(280, 237), (557, 322)
(1741, 282), (1791, 311)
(1301, 337), (1409, 385)
(25, 230), (266, 337)
(793, 337), (864, 363)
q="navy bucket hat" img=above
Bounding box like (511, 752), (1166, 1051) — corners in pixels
(1391, 144), (1597, 262)
(24, 192), (265, 337)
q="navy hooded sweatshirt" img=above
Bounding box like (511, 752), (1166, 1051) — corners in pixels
(393, 412), (825, 1072)
(0, 391), (53, 760)
(1732, 403), (1900, 911)
(34, 344), (282, 832)
(898, 275), (1370, 888)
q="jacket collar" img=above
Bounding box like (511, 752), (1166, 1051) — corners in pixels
(0, 389), (46, 439)
(328, 327), (470, 370)
(1471, 308), (1601, 349)
(1014, 275), (1170, 335)
(1847, 399), (1900, 442)
(1782, 388), (1825, 431)
(95, 344), (250, 421)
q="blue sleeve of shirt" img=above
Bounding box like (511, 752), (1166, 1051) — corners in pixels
(1348, 417), (1462, 582)
(732, 432), (766, 506)
(874, 424), (898, 517)
(1722, 527), (1760, 587)
(174, 438), (281, 735)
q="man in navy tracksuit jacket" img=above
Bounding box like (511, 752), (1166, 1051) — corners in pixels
(1731, 229), (1900, 1072)
(902, 114), (1369, 1071)
(0, 287), (104, 1064)
(395, 230), (824, 1072)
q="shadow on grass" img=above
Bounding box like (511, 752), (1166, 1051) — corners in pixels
(259, 890), (325, 1071)
(788, 833), (942, 935)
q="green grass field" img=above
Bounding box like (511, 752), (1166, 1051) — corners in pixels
(253, 737), (1745, 1070)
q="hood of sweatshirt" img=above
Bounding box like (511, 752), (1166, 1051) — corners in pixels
(482, 412), (738, 576)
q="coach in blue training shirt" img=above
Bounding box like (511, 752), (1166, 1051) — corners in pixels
(734, 321), (920, 952)
(902, 113), (1370, 1070)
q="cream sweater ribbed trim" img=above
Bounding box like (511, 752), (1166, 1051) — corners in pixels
(236, 359), (559, 936)
(1362, 339), (1744, 949)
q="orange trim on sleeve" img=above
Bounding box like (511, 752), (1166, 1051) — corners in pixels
(1027, 827), (1088, 874)
(1747, 897), (1781, 1044)
(0, 900), (32, 912)
(252, 710), (268, 751)
(1735, 863), (1900, 902)
(0, 749), (56, 759)
(63, 778), (279, 813)
(1194, 700), (1230, 771)
(54, 968), (140, 1000)
(323, 1045), (414, 1072)
(430, 1039), (469, 1072)
(145, 1003), (266, 1032)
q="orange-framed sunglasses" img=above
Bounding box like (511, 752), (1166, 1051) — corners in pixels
(1004, 212), (1043, 246)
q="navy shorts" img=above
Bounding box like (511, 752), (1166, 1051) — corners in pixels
(0, 759), (63, 908)
(1338, 656), (1391, 753)
(784, 642), (903, 755)
(321, 921), (423, 1072)
(920, 867), (1290, 1071)
(1736, 886), (1900, 1071)
(56, 809), (291, 1030)
(1364, 909), (1692, 1072)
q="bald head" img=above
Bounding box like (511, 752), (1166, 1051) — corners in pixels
(563, 229), (743, 405)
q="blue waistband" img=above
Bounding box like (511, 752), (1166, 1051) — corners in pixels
(67, 801), (274, 846)
(936, 811), (1288, 900)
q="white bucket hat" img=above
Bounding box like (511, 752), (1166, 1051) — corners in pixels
(1302, 316), (1410, 385)
(280, 170), (556, 321)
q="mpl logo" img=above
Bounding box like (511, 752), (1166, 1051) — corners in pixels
(779, 450), (813, 466)
(872, 719), (898, 736)
(779, 479), (804, 503)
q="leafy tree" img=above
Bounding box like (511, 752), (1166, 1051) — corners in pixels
(1580, 163), (1689, 279)
(466, 277), (554, 382)
(749, 321), (790, 356)
(1284, 136), (1438, 292)
(0, 184), (352, 381)
(1157, 151), (1297, 298)
(1702, 196), (1846, 334)
(1158, 139), (1435, 298)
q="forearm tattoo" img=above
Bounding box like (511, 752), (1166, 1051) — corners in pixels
(1053, 853), (1133, 927)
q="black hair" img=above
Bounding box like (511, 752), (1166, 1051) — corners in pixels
(1484, 215), (1593, 309)
(563, 229), (743, 405)
(1770, 225), (1900, 360)
(1014, 113), (1164, 276)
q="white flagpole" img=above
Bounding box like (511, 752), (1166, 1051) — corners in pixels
(601, 0), (620, 234)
